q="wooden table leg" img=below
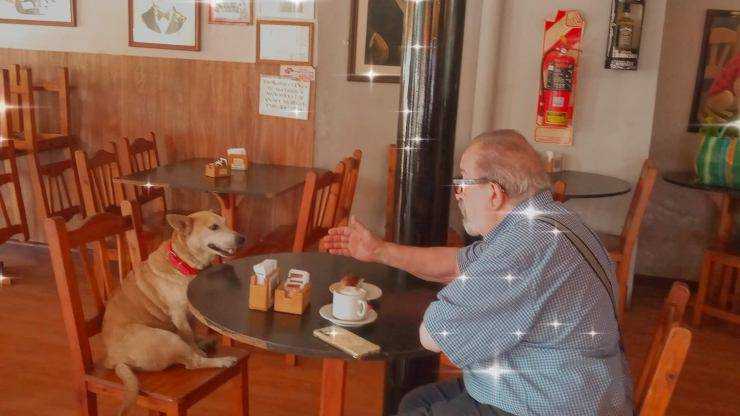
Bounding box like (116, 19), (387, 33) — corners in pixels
(711, 193), (734, 246)
(319, 358), (347, 416)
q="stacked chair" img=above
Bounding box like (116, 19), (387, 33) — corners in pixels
(693, 246), (740, 327)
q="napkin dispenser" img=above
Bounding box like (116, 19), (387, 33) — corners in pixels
(249, 259), (280, 311)
(228, 148), (248, 171)
(274, 269), (311, 315)
(205, 157), (231, 178)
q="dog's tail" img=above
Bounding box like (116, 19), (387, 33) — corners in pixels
(114, 363), (139, 416)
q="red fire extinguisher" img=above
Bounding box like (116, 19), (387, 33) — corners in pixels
(540, 44), (576, 127)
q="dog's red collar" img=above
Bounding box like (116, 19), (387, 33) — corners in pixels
(167, 243), (199, 277)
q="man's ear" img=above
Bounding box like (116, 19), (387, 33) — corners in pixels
(489, 182), (506, 209)
(167, 214), (193, 235)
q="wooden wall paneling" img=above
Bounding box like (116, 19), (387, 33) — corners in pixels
(0, 48), (315, 242)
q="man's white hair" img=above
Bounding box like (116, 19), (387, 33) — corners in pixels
(468, 130), (551, 198)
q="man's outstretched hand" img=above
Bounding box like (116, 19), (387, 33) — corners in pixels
(322, 216), (384, 263)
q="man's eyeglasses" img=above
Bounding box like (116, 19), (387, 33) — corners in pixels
(452, 176), (505, 195)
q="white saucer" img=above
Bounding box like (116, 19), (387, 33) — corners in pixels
(329, 281), (382, 300)
(319, 303), (378, 327)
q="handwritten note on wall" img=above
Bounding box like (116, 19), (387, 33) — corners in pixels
(259, 75), (310, 120)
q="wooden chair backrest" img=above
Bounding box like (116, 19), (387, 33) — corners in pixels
(28, 144), (84, 221)
(0, 140), (29, 244)
(335, 149), (362, 227)
(45, 207), (144, 376)
(75, 147), (127, 217)
(620, 160), (658, 257)
(7, 65), (72, 151)
(637, 325), (692, 416)
(116, 133), (166, 208)
(0, 69), (14, 142)
(705, 27), (737, 80)
(293, 162), (345, 252)
(635, 281), (691, 410)
(552, 180), (567, 202)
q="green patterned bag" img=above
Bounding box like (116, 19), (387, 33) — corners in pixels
(696, 125), (740, 187)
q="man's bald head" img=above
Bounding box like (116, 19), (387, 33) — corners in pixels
(465, 130), (550, 199)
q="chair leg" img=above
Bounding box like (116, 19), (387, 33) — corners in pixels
(238, 359), (250, 416)
(693, 253), (714, 327)
(80, 390), (98, 416)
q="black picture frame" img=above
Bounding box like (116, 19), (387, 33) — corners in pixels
(688, 9), (740, 132)
(348, 0), (405, 83)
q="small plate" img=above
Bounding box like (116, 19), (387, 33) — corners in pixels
(319, 304), (378, 327)
(329, 281), (382, 300)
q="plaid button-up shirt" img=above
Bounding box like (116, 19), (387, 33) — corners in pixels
(425, 191), (633, 415)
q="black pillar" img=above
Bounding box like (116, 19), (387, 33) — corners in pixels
(394, 0), (467, 246)
(385, 1), (467, 414)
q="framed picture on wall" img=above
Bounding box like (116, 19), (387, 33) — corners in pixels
(688, 10), (740, 132)
(348, 0), (406, 83)
(257, 20), (314, 65)
(209, 0), (253, 25)
(0, 0), (76, 26)
(257, 0), (314, 20)
(129, 0), (201, 51)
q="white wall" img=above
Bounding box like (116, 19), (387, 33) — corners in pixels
(314, 0), (484, 234)
(0, 2), (256, 62)
(492, 0), (668, 236)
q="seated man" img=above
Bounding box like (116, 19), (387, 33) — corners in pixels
(323, 130), (633, 415)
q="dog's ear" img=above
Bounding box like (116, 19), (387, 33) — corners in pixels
(167, 214), (193, 235)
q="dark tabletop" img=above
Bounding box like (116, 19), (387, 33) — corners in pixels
(663, 171), (740, 198)
(115, 158), (328, 197)
(187, 252), (441, 361)
(549, 170), (631, 199)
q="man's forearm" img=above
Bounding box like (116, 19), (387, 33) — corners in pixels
(373, 242), (459, 283)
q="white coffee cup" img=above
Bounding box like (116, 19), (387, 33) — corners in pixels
(332, 286), (368, 321)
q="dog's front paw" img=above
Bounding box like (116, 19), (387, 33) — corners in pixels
(214, 356), (239, 368)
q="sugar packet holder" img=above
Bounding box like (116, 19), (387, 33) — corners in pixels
(227, 148), (248, 171)
(205, 157), (231, 178)
(249, 259), (280, 311)
(274, 269), (311, 315)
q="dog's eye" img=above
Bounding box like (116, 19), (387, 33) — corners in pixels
(209, 224), (220, 231)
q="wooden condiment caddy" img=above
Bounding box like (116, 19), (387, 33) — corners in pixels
(205, 158), (231, 178)
(248, 268), (280, 311)
(274, 282), (311, 315)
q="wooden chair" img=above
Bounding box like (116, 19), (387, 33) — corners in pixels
(45, 211), (249, 416)
(635, 282), (692, 416)
(239, 162), (346, 256)
(75, 146), (163, 258)
(598, 160), (658, 322)
(692, 247), (740, 327)
(116, 133), (167, 214)
(552, 180), (567, 202)
(0, 140), (29, 284)
(334, 149), (363, 226)
(6, 65), (74, 152)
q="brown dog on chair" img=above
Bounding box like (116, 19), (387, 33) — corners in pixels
(101, 211), (245, 416)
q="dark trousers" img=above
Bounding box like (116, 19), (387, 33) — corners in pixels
(395, 378), (515, 416)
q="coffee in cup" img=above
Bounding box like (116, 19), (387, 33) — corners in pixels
(332, 286), (369, 321)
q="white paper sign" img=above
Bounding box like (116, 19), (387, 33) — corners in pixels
(259, 23), (311, 63)
(279, 65), (316, 82)
(259, 76), (310, 120)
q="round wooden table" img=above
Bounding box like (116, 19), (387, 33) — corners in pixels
(549, 170), (632, 200)
(187, 252), (440, 416)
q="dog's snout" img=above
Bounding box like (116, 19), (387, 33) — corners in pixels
(235, 234), (246, 246)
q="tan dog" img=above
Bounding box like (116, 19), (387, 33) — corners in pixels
(102, 211), (246, 416)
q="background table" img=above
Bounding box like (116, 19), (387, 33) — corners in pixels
(187, 252), (440, 416)
(549, 170), (631, 200)
(663, 171), (740, 245)
(116, 158), (327, 229)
